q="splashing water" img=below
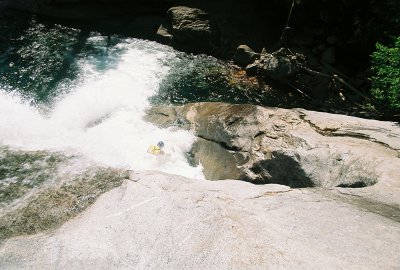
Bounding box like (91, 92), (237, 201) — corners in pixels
(0, 38), (204, 179)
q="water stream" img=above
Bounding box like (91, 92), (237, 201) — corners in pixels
(3, 41), (205, 174)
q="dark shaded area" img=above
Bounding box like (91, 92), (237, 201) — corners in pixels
(3, 0), (174, 39)
(4, 0), (399, 76)
(247, 152), (314, 188)
(0, 9), (124, 103)
(337, 182), (367, 188)
(151, 58), (267, 106)
(45, 29), (90, 93)
(151, 0), (399, 120)
(169, 0), (287, 57)
(150, 55), (302, 109)
(1, 0), (399, 117)
(189, 138), (244, 180)
(0, 10), (77, 101)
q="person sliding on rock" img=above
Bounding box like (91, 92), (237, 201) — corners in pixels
(147, 141), (165, 155)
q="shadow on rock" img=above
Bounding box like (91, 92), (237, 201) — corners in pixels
(247, 151), (314, 188)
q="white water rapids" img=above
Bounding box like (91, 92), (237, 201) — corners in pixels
(0, 38), (205, 179)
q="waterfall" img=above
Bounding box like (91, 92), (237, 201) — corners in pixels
(0, 37), (204, 180)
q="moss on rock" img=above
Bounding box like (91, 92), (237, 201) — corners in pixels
(0, 167), (129, 243)
(0, 147), (66, 205)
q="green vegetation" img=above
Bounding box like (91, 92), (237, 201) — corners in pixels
(371, 36), (400, 111)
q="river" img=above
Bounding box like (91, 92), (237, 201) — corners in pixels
(0, 12), (270, 216)
(0, 16), (214, 212)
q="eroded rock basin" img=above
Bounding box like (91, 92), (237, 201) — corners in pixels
(146, 103), (400, 193)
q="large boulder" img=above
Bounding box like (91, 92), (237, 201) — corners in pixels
(233, 45), (259, 67)
(146, 103), (400, 202)
(168, 6), (211, 38)
(156, 6), (220, 54)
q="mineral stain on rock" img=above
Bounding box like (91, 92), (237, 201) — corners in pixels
(0, 147), (66, 205)
(0, 149), (129, 243)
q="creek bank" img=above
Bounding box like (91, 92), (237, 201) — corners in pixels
(4, 0), (391, 78)
(3, 0), (398, 119)
(154, 2), (397, 120)
(156, 4), (383, 118)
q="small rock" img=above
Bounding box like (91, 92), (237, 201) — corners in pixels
(261, 47), (268, 55)
(156, 24), (173, 44)
(234, 45), (259, 68)
(259, 48), (303, 82)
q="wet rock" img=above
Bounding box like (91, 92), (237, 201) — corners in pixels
(233, 45), (259, 67)
(144, 106), (185, 128)
(191, 138), (244, 180)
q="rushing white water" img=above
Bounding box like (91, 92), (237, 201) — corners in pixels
(0, 38), (204, 179)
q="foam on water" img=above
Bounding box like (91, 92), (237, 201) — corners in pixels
(0, 38), (204, 179)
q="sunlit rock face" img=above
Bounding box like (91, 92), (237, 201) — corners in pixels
(146, 102), (400, 191)
(1, 171), (399, 269)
